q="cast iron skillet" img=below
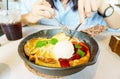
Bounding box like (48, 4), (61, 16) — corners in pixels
(18, 29), (99, 76)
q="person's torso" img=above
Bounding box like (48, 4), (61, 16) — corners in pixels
(39, 0), (106, 30)
(19, 0), (120, 31)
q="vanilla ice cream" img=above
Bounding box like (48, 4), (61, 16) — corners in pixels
(53, 40), (74, 59)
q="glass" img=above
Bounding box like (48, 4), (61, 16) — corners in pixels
(0, 9), (22, 41)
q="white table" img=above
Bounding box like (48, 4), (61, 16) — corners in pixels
(0, 25), (120, 79)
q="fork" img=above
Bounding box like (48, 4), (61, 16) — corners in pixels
(45, 11), (69, 31)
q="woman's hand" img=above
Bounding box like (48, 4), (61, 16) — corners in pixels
(78, 0), (104, 23)
(26, 0), (55, 23)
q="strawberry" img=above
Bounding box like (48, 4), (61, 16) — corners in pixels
(58, 58), (70, 68)
(69, 54), (81, 60)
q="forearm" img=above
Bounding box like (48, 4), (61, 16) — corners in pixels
(98, 2), (120, 29)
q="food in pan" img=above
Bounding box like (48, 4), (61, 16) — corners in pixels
(24, 32), (90, 68)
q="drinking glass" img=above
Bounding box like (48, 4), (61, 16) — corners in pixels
(0, 9), (22, 41)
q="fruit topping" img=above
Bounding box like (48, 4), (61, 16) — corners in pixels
(58, 58), (70, 68)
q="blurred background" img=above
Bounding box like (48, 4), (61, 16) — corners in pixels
(0, 0), (19, 9)
(0, 0), (120, 36)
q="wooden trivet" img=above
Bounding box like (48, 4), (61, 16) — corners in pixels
(24, 63), (64, 78)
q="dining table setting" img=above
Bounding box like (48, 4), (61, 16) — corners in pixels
(0, 25), (120, 79)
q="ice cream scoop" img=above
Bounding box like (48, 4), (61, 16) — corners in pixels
(53, 40), (74, 59)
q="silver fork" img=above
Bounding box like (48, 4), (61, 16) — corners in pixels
(45, 11), (68, 31)
(54, 18), (69, 33)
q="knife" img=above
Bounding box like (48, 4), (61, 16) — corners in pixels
(69, 22), (85, 39)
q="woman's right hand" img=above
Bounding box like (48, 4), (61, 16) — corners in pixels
(24, 0), (55, 24)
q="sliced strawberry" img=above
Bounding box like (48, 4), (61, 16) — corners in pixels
(58, 58), (70, 68)
(69, 54), (81, 60)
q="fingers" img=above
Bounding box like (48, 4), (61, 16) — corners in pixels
(34, 0), (55, 14)
(36, 10), (53, 19)
(31, 0), (55, 19)
(78, 0), (85, 23)
(90, 0), (97, 11)
(78, 0), (98, 23)
(84, 0), (92, 18)
(35, 5), (55, 17)
(35, 0), (51, 7)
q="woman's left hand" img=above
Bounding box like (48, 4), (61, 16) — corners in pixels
(78, 0), (104, 23)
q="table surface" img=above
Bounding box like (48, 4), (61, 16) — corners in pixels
(0, 25), (120, 79)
